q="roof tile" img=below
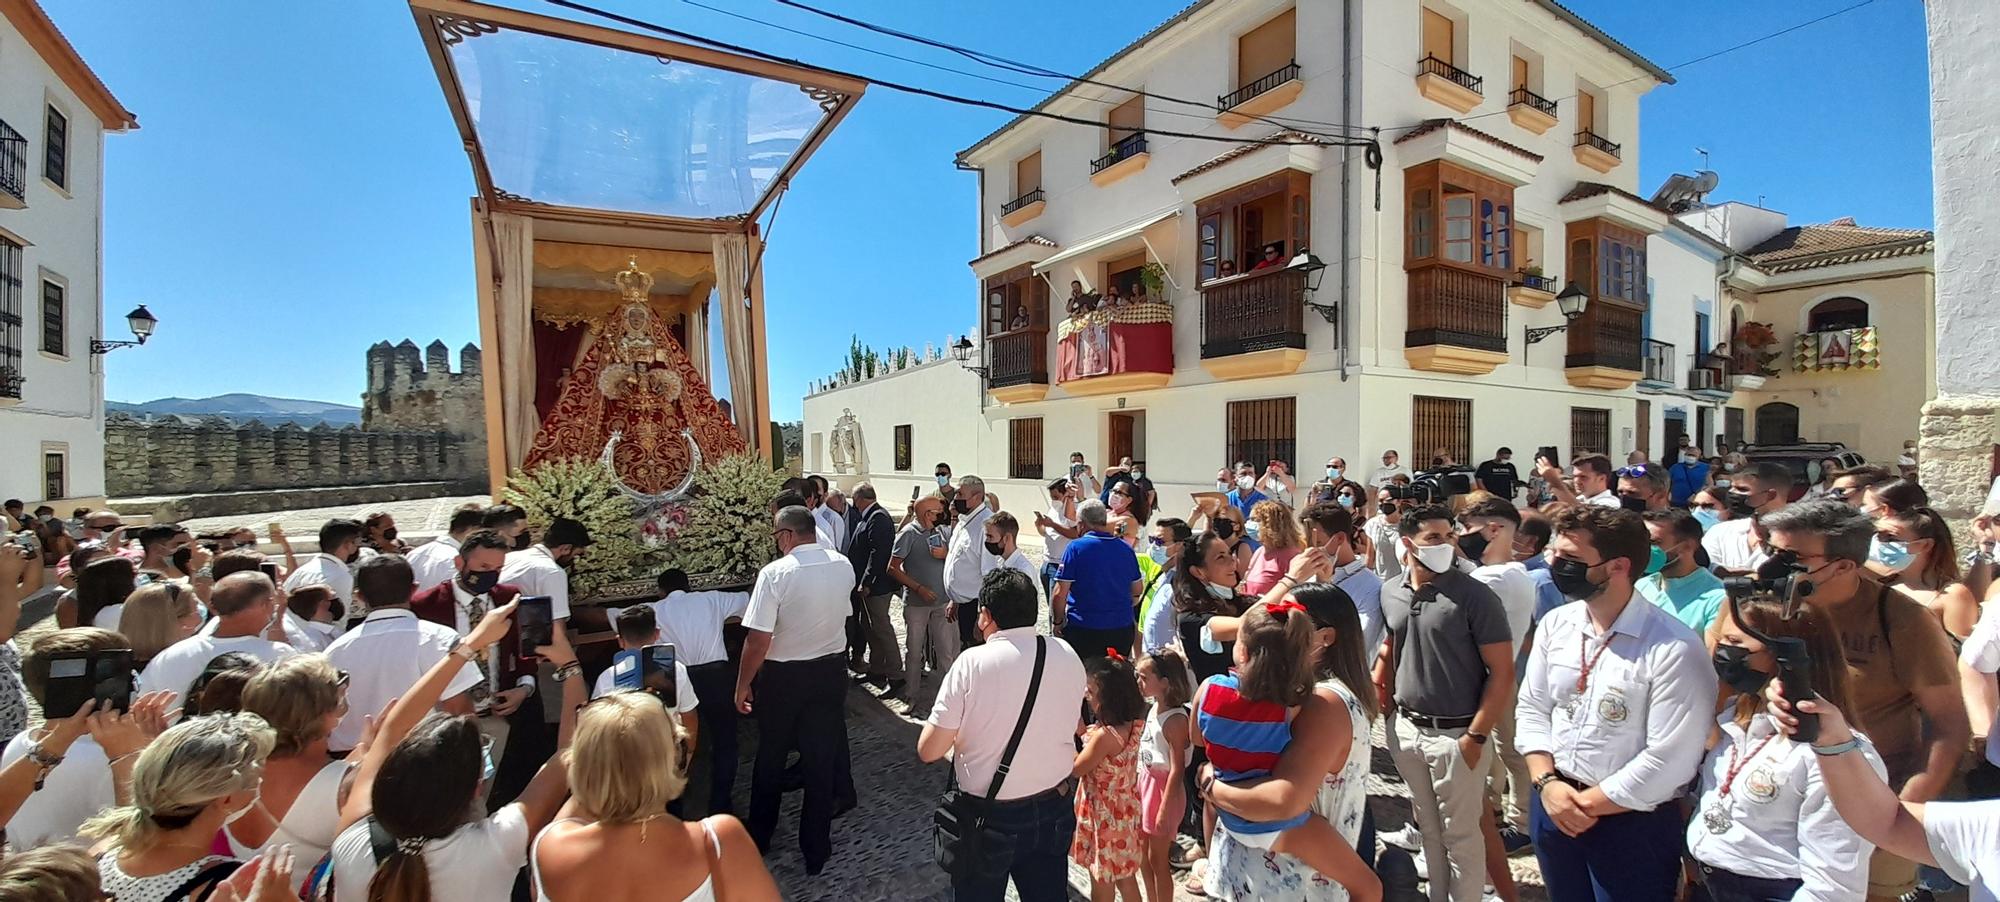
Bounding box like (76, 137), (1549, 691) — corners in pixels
(1394, 118), (1545, 163)
(1744, 222), (1933, 273)
(1170, 130), (1326, 184)
(968, 235), (1058, 266)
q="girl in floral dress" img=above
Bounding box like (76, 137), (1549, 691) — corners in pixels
(1071, 650), (1149, 902)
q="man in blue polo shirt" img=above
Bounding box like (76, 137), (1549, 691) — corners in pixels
(1052, 499), (1142, 662)
(1225, 461), (1268, 518)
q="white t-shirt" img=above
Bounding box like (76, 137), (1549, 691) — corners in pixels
(993, 549), (1038, 584)
(91, 604), (124, 630)
(331, 803), (530, 902)
(1924, 799), (2000, 902)
(928, 627), (1087, 800)
(404, 535), (463, 591)
(197, 608), (323, 653)
(1583, 489), (1622, 509)
(137, 633), (295, 700)
(1963, 604), (2000, 769)
(591, 656), (699, 714)
(325, 609), (483, 751)
(1042, 504), (1076, 562)
(500, 546), (572, 621)
(1471, 561), (1536, 659)
(741, 543), (854, 661)
(285, 553), (356, 606)
(1702, 517), (1769, 575)
(640, 590), (752, 668)
(0, 733), (111, 846)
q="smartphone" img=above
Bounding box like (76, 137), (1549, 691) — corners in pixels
(43, 649), (134, 718)
(1070, 463), (1086, 481)
(517, 595), (554, 650)
(258, 562), (280, 581)
(642, 643), (677, 702)
(911, 485), (921, 501)
(1536, 446), (1560, 469)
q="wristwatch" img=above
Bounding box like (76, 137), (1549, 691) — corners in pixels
(1532, 772), (1562, 793)
(1466, 732), (1489, 745)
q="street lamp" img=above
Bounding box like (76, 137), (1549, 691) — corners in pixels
(951, 335), (988, 378)
(1524, 283), (1589, 345)
(1288, 249), (1338, 324)
(91, 305), (159, 355)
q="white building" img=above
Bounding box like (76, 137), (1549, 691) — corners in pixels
(0, 0), (137, 510)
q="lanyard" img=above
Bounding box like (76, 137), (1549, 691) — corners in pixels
(1717, 732), (1779, 799)
(1575, 631), (1616, 695)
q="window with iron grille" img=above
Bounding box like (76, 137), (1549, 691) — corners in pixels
(1411, 396), (1472, 469)
(1226, 397), (1296, 475)
(894, 424), (912, 472)
(44, 106), (67, 189)
(44, 450), (66, 500)
(0, 237), (21, 397)
(1571, 407), (1611, 457)
(41, 279), (63, 356)
(1009, 418), (1044, 480)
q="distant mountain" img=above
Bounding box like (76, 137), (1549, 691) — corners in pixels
(108, 393), (362, 428)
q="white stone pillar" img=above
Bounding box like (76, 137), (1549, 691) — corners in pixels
(1922, 0), (2000, 536)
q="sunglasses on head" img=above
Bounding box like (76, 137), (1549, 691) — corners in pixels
(1615, 464), (1656, 478)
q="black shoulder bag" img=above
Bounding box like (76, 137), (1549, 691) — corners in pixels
(932, 636), (1047, 882)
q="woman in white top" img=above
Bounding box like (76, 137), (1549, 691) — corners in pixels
(327, 599), (582, 902)
(118, 582), (202, 671)
(1205, 581), (1380, 901)
(1691, 594), (1883, 900)
(83, 711), (278, 902)
(231, 653), (350, 893)
(532, 692), (780, 901)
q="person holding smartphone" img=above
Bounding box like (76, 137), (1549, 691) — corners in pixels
(593, 606), (700, 747)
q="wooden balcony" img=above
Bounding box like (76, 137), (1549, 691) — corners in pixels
(1199, 266), (1307, 379)
(1405, 264), (1508, 374)
(1565, 302), (1643, 389)
(1056, 303), (1174, 395)
(986, 328), (1048, 403)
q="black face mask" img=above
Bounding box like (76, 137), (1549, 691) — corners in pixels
(382, 528), (399, 542)
(1549, 556), (1604, 601)
(1727, 490), (1760, 519)
(1213, 519), (1236, 540)
(343, 548), (361, 564)
(952, 498), (972, 515)
(1712, 644), (1774, 695)
(170, 547), (194, 572)
(460, 569), (500, 596)
(1379, 501), (1397, 516)
(1618, 494), (1649, 514)
(513, 530), (532, 551)
(1456, 530), (1490, 563)
(984, 540), (1004, 556)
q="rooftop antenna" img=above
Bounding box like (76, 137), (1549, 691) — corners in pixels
(1696, 146), (1711, 170)
(1758, 193), (1767, 208)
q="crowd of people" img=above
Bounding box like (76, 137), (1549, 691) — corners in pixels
(3, 436), (1999, 901)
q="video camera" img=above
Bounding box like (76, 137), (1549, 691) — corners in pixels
(1384, 466), (1474, 506)
(1720, 550), (1821, 741)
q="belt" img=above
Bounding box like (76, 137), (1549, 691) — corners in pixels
(1396, 706), (1475, 730)
(987, 785), (1068, 808)
(1551, 771), (1593, 791)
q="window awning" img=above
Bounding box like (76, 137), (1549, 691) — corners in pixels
(408, 0), (865, 230)
(1033, 208), (1182, 274)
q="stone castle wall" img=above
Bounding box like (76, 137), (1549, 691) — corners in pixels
(105, 339), (488, 497)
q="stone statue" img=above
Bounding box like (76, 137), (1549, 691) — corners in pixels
(830, 408), (861, 474)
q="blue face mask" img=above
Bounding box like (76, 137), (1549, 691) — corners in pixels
(1645, 545), (1669, 576)
(1326, 467), (1342, 481)
(1692, 508), (1722, 531)
(1869, 536), (1915, 572)
(1146, 543), (1168, 566)
(1245, 522), (1263, 543)
(1335, 494), (1356, 509)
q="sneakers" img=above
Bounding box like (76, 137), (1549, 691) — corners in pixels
(1380, 823), (1423, 852)
(1410, 849), (1502, 902)
(1499, 824), (1533, 855)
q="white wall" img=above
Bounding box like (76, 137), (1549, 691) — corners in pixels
(1928, 0), (2000, 401)
(1637, 225), (1727, 458)
(0, 12), (110, 504)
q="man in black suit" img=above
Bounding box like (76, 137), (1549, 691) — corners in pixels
(844, 483), (901, 693)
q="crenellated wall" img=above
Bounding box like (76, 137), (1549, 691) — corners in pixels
(361, 340), (487, 468)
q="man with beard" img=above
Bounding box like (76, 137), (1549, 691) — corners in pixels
(284, 518), (364, 616)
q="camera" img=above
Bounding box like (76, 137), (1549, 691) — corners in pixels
(10, 531), (37, 554)
(1385, 466), (1474, 506)
(1720, 550), (1822, 741)
(1721, 550), (1814, 604)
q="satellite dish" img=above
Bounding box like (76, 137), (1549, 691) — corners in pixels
(1691, 170), (1720, 195)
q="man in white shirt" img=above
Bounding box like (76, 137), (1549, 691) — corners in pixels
(139, 572), (297, 700)
(646, 567), (751, 816)
(3, 628), (125, 846)
(1033, 479), (1080, 601)
(591, 605), (699, 735)
(1372, 449), (1410, 487)
(1298, 502), (1385, 662)
(983, 512), (1039, 583)
(1517, 504), (1716, 900)
(204, 550), (324, 652)
(283, 518), (364, 619)
(325, 555), (482, 752)
(919, 567), (1088, 900)
(1457, 497), (1540, 849)
(499, 517), (592, 622)
(735, 505), (856, 875)
(1534, 453), (1623, 510)
(1702, 461), (1790, 576)
(943, 475), (994, 647)
(404, 504), (486, 590)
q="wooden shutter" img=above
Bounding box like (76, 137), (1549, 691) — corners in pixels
(1512, 55), (1529, 90)
(1635, 400), (1651, 461)
(1109, 96), (1144, 144)
(1570, 407), (1611, 457)
(1238, 9), (1297, 86)
(1422, 9), (1454, 63)
(1010, 418), (1045, 480)
(1016, 152), (1041, 194)
(1576, 89), (1597, 133)
(1411, 396), (1472, 468)
(1226, 398), (1297, 475)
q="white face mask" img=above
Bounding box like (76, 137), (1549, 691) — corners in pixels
(1236, 476), (1255, 491)
(1407, 541), (1456, 574)
(1205, 581), (1235, 600)
(224, 790), (261, 825)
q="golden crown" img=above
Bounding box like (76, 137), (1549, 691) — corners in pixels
(615, 256), (655, 300)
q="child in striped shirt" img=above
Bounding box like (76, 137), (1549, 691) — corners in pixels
(1192, 598), (1352, 880)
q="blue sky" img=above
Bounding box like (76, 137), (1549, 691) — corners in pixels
(51, 0), (1930, 421)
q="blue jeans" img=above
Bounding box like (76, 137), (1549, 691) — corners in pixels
(1696, 862), (1803, 902)
(1039, 561), (1060, 603)
(950, 788), (1076, 902)
(1529, 790), (1681, 902)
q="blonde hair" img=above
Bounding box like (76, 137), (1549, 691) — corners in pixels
(568, 693), (687, 824)
(82, 712), (274, 850)
(241, 654), (344, 758)
(1249, 501), (1303, 551)
(117, 583), (197, 662)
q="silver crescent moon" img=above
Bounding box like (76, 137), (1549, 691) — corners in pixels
(598, 428), (701, 506)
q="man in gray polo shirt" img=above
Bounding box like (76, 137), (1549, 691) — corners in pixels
(1374, 503), (1515, 902)
(889, 494), (956, 711)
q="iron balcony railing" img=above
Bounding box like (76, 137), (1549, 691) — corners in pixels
(1575, 129), (1622, 159)
(1091, 132), (1149, 174)
(0, 366), (20, 400)
(1419, 55), (1483, 96)
(999, 187), (1044, 216)
(0, 120), (25, 205)
(1642, 339), (1676, 384)
(1218, 61), (1301, 111)
(1508, 87), (1557, 117)
(1515, 272), (1557, 293)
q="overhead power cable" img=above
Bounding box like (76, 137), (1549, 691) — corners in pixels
(539, 0), (1379, 151)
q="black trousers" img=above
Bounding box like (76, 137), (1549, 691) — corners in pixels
(955, 600), (981, 649)
(487, 690), (555, 813)
(686, 661), (740, 816)
(1061, 624), (1135, 663)
(748, 654), (850, 871)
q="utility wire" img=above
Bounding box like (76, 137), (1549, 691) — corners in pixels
(539, 0), (1379, 150)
